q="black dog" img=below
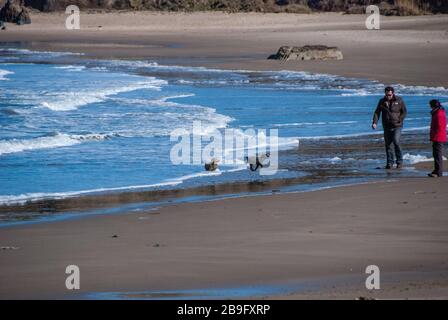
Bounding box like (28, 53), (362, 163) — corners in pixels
(245, 152), (270, 171)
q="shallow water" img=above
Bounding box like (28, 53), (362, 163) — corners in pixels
(0, 46), (447, 211)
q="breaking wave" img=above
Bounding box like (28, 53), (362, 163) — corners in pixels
(0, 132), (120, 156)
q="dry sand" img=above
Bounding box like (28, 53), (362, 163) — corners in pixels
(1, 12), (448, 87)
(1, 178), (447, 299)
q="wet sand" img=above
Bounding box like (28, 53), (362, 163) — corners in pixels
(0, 177), (447, 299)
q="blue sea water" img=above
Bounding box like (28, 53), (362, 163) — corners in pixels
(1, 47), (447, 205)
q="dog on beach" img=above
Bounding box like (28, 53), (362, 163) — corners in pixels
(245, 152), (270, 171)
(204, 158), (220, 171)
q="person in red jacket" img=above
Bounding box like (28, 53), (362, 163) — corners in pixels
(428, 99), (447, 177)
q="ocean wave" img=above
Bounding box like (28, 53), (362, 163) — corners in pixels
(40, 78), (166, 111)
(106, 60), (240, 73)
(0, 180), (182, 206)
(0, 132), (119, 156)
(148, 94), (234, 135)
(0, 69), (13, 80)
(339, 84), (448, 97)
(0, 108), (21, 116)
(98, 59), (448, 96)
(54, 65), (86, 72)
(167, 170), (223, 182)
(6, 48), (447, 97)
(407, 117), (430, 121)
(297, 126), (435, 141)
(167, 165), (250, 183)
(328, 156), (342, 164)
(0, 48), (84, 57)
(274, 121), (357, 127)
(265, 70), (340, 81)
(340, 90), (372, 97)
(403, 153), (447, 165)
(298, 131), (379, 140)
(157, 93), (196, 103)
(84, 93), (234, 138)
(106, 60), (159, 69)
(393, 84), (448, 97)
(221, 129), (299, 158)
(301, 156), (358, 165)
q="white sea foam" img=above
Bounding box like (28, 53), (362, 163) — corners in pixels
(329, 157), (342, 163)
(0, 48), (84, 56)
(166, 165), (250, 184)
(407, 117), (430, 121)
(54, 65), (86, 72)
(298, 125), (435, 141)
(339, 84), (448, 97)
(177, 79), (194, 84)
(403, 153), (447, 165)
(298, 131), (379, 140)
(100, 59), (448, 96)
(222, 129), (299, 159)
(167, 170), (223, 182)
(0, 132), (118, 156)
(274, 121), (357, 127)
(90, 94), (234, 138)
(0, 180), (183, 206)
(266, 70), (339, 81)
(0, 69), (13, 80)
(158, 93), (196, 102)
(340, 90), (372, 97)
(40, 78), (166, 111)
(106, 60), (159, 69)
(393, 84), (448, 96)
(148, 94), (234, 135)
(107, 60), (240, 73)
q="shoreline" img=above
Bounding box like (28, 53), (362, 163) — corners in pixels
(0, 12), (447, 87)
(1, 131), (442, 225)
(1, 177), (447, 299)
(0, 176), (384, 228)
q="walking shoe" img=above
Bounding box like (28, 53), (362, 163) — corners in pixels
(428, 173), (439, 178)
(396, 163), (403, 169)
(385, 164), (392, 169)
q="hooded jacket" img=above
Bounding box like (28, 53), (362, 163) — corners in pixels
(430, 106), (447, 143)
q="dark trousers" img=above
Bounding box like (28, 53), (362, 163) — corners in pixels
(384, 127), (403, 165)
(432, 142), (444, 177)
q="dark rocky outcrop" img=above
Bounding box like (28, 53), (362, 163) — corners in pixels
(0, 0), (31, 24)
(2, 0), (445, 15)
(268, 45), (344, 61)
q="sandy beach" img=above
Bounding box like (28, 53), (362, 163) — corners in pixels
(1, 12), (448, 87)
(1, 177), (447, 299)
(1, 11), (448, 300)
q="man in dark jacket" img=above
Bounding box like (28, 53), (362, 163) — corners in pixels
(428, 99), (446, 177)
(372, 86), (408, 169)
